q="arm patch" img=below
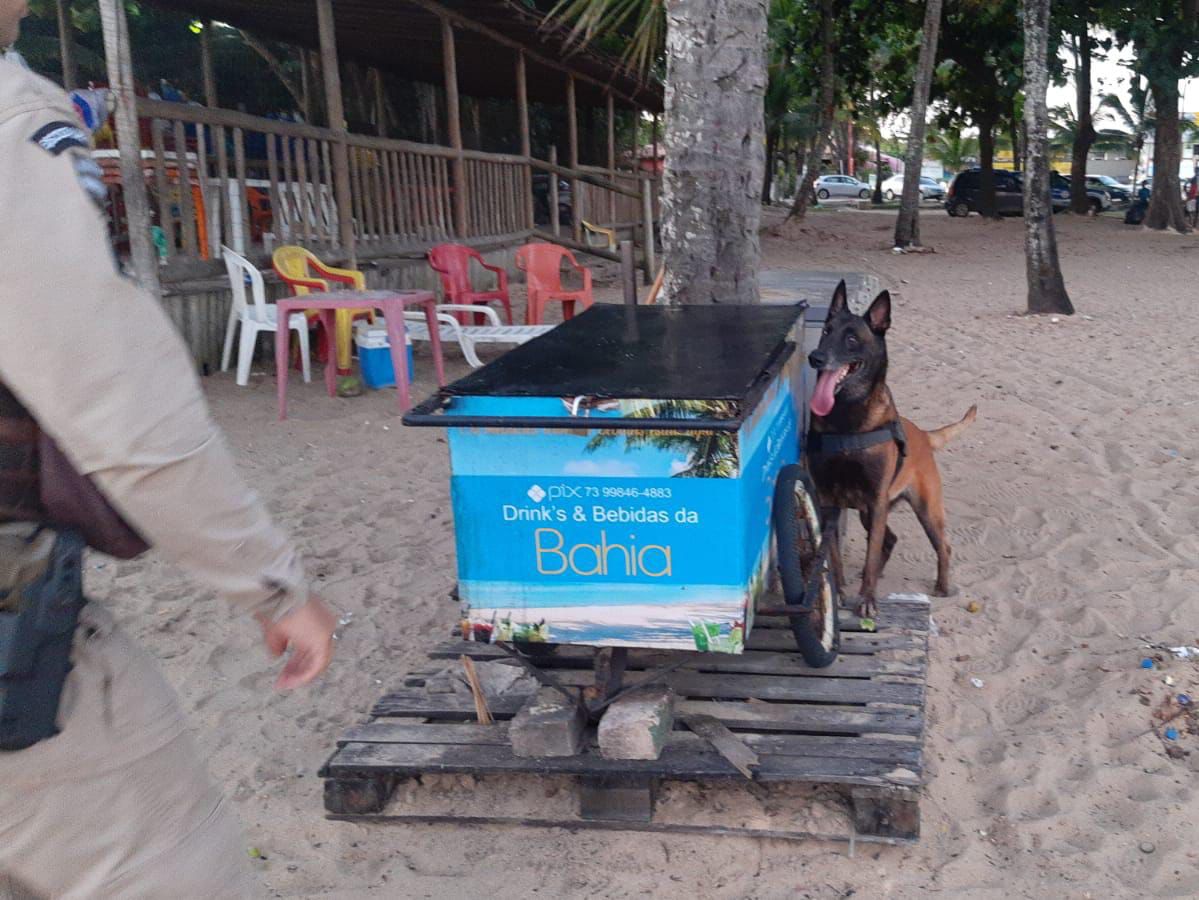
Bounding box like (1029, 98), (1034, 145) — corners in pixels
(30, 121), (89, 156)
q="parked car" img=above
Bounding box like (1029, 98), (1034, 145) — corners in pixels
(531, 173), (572, 227)
(945, 167), (1071, 217)
(1056, 174), (1112, 212)
(880, 174), (946, 201)
(1086, 174), (1132, 204)
(813, 175), (873, 200)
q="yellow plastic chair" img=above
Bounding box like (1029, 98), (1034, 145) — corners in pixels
(581, 220), (617, 252)
(272, 246), (373, 375)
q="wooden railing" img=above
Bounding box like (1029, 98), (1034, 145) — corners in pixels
(129, 98), (657, 277)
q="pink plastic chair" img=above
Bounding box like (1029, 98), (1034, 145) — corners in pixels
(515, 242), (594, 326)
(427, 243), (513, 325)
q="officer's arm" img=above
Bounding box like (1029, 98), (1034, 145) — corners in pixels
(0, 106), (307, 620)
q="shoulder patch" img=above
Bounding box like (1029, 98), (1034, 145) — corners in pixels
(30, 120), (89, 156)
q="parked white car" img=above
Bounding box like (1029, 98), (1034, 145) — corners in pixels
(813, 175), (872, 200)
(880, 174), (947, 201)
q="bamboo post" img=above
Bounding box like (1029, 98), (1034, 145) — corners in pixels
(442, 17), (469, 237)
(299, 47), (312, 122)
(55, 0), (77, 90)
(516, 50), (534, 230)
(567, 74), (581, 243)
(606, 92), (617, 226)
(373, 69), (387, 137)
(641, 174), (656, 285)
(98, 0), (160, 297)
(200, 21), (218, 107)
(621, 240), (636, 306)
(549, 145), (560, 238)
(316, 0), (357, 263)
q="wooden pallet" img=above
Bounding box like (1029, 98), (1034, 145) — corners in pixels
(321, 594), (930, 844)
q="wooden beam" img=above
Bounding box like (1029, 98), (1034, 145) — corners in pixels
(442, 17), (469, 236)
(55, 0), (77, 90)
(516, 50), (534, 229)
(98, 0), (160, 297)
(200, 21), (218, 107)
(606, 91), (616, 225)
(316, 0), (358, 262)
(567, 74), (581, 242)
(401, 0), (656, 111)
(373, 69), (387, 137)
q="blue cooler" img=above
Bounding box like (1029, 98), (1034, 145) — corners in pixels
(354, 320), (414, 389)
(404, 304), (806, 654)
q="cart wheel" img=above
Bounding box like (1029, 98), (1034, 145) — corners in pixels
(773, 464), (840, 667)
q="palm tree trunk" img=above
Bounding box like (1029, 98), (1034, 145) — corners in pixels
(1009, 100), (1021, 171)
(894, 0), (944, 248)
(1022, 0), (1073, 315)
(1144, 79), (1188, 231)
(1070, 25), (1096, 215)
(762, 124), (780, 203)
(978, 111), (998, 218)
(662, 0), (768, 304)
(788, 0), (835, 222)
(873, 126), (884, 204)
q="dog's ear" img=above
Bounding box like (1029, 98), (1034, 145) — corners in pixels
(828, 280), (849, 318)
(865, 290), (892, 334)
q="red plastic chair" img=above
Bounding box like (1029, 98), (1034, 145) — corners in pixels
(427, 243), (513, 325)
(515, 242), (594, 326)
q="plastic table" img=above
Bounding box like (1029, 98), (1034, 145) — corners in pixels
(274, 289), (445, 419)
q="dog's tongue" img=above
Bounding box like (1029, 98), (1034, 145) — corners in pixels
(810, 366), (847, 417)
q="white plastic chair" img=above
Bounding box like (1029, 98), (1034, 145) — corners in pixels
(220, 245), (311, 387)
(401, 304), (554, 368)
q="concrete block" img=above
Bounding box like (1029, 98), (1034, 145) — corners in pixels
(597, 688), (675, 760)
(510, 687), (586, 758)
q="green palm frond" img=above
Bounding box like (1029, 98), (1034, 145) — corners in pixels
(547, 0), (664, 79)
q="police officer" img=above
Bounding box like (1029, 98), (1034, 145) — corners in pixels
(0, 3), (336, 896)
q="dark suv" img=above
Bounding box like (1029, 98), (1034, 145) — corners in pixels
(946, 168), (1070, 216)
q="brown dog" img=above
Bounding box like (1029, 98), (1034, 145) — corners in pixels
(806, 281), (976, 617)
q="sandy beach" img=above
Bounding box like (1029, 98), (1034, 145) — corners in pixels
(85, 208), (1199, 898)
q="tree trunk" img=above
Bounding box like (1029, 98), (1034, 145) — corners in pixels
(873, 129), (884, 204)
(1144, 79), (1188, 231)
(788, 0), (835, 222)
(1009, 100), (1021, 171)
(662, 0), (768, 304)
(978, 111), (998, 218)
(1022, 0), (1073, 315)
(1070, 26), (1095, 215)
(762, 124), (779, 203)
(894, 0), (944, 248)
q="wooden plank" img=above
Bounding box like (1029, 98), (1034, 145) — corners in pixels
(279, 133), (295, 238)
(681, 715), (758, 778)
(326, 740), (915, 788)
(380, 148), (396, 237)
(372, 690), (530, 719)
(345, 721), (921, 766)
(349, 144), (364, 242)
(150, 121), (175, 258)
(199, 20), (218, 106)
(442, 16), (469, 236)
(233, 126), (250, 250)
(431, 642), (924, 679)
(676, 700), (923, 737)
(438, 155), (453, 237)
(316, 0), (356, 258)
(340, 722), (511, 746)
(412, 153), (431, 239)
(172, 120), (199, 257)
(524, 668), (923, 707)
(320, 140), (335, 244)
(214, 125), (232, 248)
(748, 628), (920, 653)
(193, 122), (216, 258)
(265, 127), (282, 244)
(389, 152), (408, 238)
(294, 135), (313, 243)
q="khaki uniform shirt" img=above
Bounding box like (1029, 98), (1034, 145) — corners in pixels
(0, 59), (306, 618)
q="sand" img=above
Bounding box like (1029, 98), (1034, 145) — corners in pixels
(83, 209), (1199, 898)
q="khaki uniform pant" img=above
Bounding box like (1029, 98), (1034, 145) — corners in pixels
(0, 604), (257, 899)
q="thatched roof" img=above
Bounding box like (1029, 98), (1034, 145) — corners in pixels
(144, 0), (663, 111)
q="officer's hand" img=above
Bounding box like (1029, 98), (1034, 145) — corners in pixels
(258, 597), (336, 690)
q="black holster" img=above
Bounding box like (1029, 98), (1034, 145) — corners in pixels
(0, 527), (86, 751)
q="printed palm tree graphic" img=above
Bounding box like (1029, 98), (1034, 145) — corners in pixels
(584, 399), (739, 478)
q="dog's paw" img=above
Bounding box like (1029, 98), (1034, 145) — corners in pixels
(853, 595), (879, 618)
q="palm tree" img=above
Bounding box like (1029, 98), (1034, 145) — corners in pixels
(1099, 90), (1153, 188)
(584, 400), (740, 478)
(894, 0), (945, 249)
(550, 0), (767, 304)
(1048, 104), (1136, 157)
(926, 127), (979, 174)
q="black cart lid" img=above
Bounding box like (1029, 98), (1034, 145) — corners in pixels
(442, 304), (804, 401)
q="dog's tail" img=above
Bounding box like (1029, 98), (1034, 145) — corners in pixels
(927, 405), (977, 451)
